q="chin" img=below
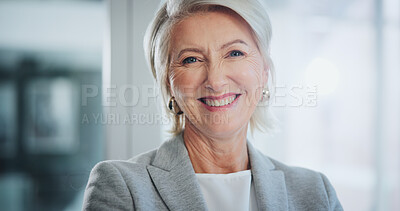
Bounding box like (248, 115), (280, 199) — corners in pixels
(201, 121), (246, 138)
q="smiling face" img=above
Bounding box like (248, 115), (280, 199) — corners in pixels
(168, 10), (268, 138)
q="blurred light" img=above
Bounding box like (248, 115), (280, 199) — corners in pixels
(305, 57), (340, 95)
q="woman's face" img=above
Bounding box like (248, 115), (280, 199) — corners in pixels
(169, 10), (267, 138)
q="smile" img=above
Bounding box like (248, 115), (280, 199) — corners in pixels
(198, 93), (241, 107)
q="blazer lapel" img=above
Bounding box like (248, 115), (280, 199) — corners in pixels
(147, 134), (208, 211)
(248, 141), (289, 211)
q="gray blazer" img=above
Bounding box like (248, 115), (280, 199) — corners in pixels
(83, 134), (343, 210)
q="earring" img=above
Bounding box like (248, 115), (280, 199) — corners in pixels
(168, 97), (183, 115)
(262, 87), (270, 102)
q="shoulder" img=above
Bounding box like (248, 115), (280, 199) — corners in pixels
(89, 148), (158, 182)
(83, 149), (162, 210)
(250, 145), (330, 187)
(87, 135), (183, 184)
(267, 157), (343, 210)
(83, 160), (137, 210)
(269, 157), (325, 186)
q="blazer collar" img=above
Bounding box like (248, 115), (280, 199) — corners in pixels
(147, 133), (288, 211)
(147, 133), (208, 211)
(247, 141), (289, 210)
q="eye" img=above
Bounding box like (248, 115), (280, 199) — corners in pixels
(182, 57), (197, 64)
(229, 50), (244, 57)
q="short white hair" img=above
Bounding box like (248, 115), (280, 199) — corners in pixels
(144, 0), (276, 135)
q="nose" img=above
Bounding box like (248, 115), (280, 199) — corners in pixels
(205, 64), (228, 92)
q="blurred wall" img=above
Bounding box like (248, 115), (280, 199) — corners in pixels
(0, 1), (105, 210)
(104, 0), (162, 160)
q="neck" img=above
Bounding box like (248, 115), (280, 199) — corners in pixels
(183, 120), (249, 174)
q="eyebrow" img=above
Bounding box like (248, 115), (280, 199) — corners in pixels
(176, 39), (249, 59)
(219, 39), (248, 50)
(177, 48), (203, 59)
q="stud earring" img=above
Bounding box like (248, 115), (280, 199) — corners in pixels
(262, 87), (270, 102)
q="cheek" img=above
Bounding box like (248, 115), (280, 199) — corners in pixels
(228, 60), (264, 90)
(170, 68), (205, 99)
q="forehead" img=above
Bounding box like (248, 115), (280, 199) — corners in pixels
(170, 10), (257, 50)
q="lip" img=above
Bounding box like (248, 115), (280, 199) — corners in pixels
(197, 93), (241, 112)
(199, 93), (237, 100)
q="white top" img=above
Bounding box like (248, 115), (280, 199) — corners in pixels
(195, 170), (258, 211)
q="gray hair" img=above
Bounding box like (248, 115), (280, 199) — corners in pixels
(144, 0), (276, 135)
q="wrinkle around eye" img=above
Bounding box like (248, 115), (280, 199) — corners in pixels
(182, 57), (198, 64)
(170, 59), (204, 70)
(229, 50), (244, 57)
(224, 49), (247, 59)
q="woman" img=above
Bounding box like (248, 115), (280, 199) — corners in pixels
(83, 0), (343, 210)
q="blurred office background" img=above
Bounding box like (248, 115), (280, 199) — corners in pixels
(0, 0), (398, 210)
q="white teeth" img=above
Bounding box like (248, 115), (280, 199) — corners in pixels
(204, 96), (237, 107)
